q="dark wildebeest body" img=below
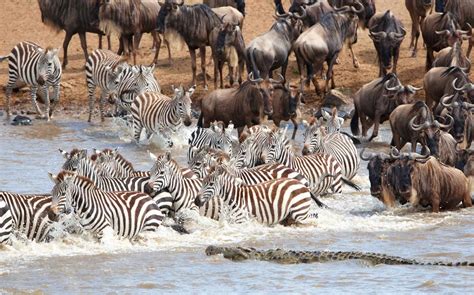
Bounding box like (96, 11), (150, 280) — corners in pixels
(38, 0), (107, 69)
(203, 0), (246, 16)
(157, 1), (222, 88)
(368, 10), (406, 77)
(198, 81), (273, 136)
(270, 84), (301, 140)
(438, 92), (474, 143)
(350, 74), (420, 141)
(214, 21), (246, 88)
(293, 8), (360, 96)
(385, 156), (472, 212)
(389, 101), (452, 155)
(445, 0), (474, 57)
(405, 0), (432, 58)
(424, 66), (474, 110)
(246, 15), (302, 83)
(421, 12), (461, 71)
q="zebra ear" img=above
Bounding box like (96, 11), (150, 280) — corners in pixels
(149, 151), (158, 162)
(80, 149), (88, 158)
(165, 151), (172, 161)
(59, 148), (69, 159)
(148, 63), (156, 72)
(302, 120), (309, 128)
(338, 117), (345, 126)
(187, 85), (197, 96)
(48, 172), (59, 184)
(92, 148), (100, 155)
(322, 110), (331, 120)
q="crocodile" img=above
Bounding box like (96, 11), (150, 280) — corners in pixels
(205, 246), (474, 266)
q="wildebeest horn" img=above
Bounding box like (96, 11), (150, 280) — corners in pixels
(248, 72), (263, 83)
(462, 101), (474, 109)
(292, 6), (307, 19)
(390, 147), (401, 159)
(407, 85), (422, 93)
(389, 32), (405, 41)
(452, 78), (471, 92)
(411, 149), (430, 161)
(369, 30), (387, 40)
(436, 114), (454, 130)
(350, 1), (364, 13)
(269, 73), (284, 84)
(441, 94), (456, 108)
(435, 29), (451, 36)
(275, 9), (289, 18)
(360, 148), (375, 161)
(410, 115), (427, 131)
(384, 80), (402, 92)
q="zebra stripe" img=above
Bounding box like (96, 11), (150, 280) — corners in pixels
(0, 197), (13, 244)
(265, 131), (344, 196)
(303, 125), (360, 180)
(196, 166), (317, 225)
(1, 41), (61, 120)
(148, 152), (221, 220)
(85, 49), (128, 122)
(321, 109), (345, 134)
(131, 85), (195, 146)
(50, 171), (163, 240)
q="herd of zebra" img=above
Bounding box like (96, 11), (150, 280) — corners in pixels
(0, 111), (361, 244)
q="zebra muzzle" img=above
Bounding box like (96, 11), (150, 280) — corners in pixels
(194, 195), (203, 207)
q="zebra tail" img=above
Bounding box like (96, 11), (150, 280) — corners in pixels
(342, 177), (361, 191)
(0, 55), (8, 63)
(350, 108), (360, 136)
(341, 131), (361, 145)
(310, 192), (328, 208)
(170, 224), (190, 234)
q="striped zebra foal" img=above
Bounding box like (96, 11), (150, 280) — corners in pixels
(49, 171), (164, 240)
(0, 197), (13, 244)
(195, 166), (318, 225)
(0, 41), (61, 120)
(0, 192), (67, 243)
(85, 49), (128, 122)
(264, 129), (359, 195)
(303, 120), (360, 180)
(147, 152), (221, 220)
(131, 85), (196, 146)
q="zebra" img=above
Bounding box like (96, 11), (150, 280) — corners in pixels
(147, 152), (221, 220)
(49, 171), (164, 240)
(187, 121), (238, 164)
(302, 122), (360, 180)
(0, 197), (13, 244)
(114, 64), (161, 116)
(85, 49), (129, 122)
(0, 191), (68, 243)
(0, 41), (61, 121)
(264, 129), (360, 195)
(131, 85), (196, 146)
(321, 108), (345, 133)
(195, 165), (318, 225)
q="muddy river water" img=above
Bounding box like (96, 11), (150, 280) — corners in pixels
(0, 115), (473, 294)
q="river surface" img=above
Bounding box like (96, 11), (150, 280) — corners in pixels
(0, 114), (473, 294)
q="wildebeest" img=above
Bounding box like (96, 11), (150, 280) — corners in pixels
(432, 27), (472, 71)
(350, 74), (420, 141)
(445, 0), (474, 57)
(385, 155), (472, 212)
(360, 149), (396, 201)
(389, 100), (452, 155)
(98, 0), (171, 65)
(198, 79), (274, 136)
(38, 0), (106, 68)
(203, 0), (246, 16)
(368, 10), (406, 77)
(156, 1), (222, 88)
(246, 12), (303, 83)
(405, 0), (432, 57)
(421, 12), (461, 71)
(293, 5), (361, 95)
(211, 6), (244, 28)
(214, 20), (246, 88)
(424, 66), (474, 110)
(439, 91), (474, 142)
(270, 83), (301, 139)
(329, 0), (376, 28)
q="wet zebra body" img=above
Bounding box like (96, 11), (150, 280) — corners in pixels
(50, 171), (163, 240)
(85, 49), (128, 122)
(195, 166), (317, 225)
(131, 86), (195, 146)
(187, 123), (236, 164)
(1, 41), (61, 120)
(0, 197), (13, 244)
(148, 152), (221, 220)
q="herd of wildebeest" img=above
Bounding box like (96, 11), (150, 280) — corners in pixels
(1, 0), (474, 243)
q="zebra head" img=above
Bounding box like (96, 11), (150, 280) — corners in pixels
(212, 121), (238, 157)
(148, 151), (173, 192)
(195, 165), (227, 207)
(106, 62), (128, 93)
(302, 117), (325, 155)
(93, 148), (120, 178)
(60, 148), (88, 172)
(322, 108), (344, 133)
(264, 128), (290, 165)
(36, 47), (59, 86)
(173, 85), (195, 127)
(190, 147), (231, 178)
(49, 171), (74, 217)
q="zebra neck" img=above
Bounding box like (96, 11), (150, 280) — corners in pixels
(168, 99), (182, 125)
(78, 159), (102, 185)
(166, 162), (187, 193)
(221, 182), (245, 208)
(278, 147), (295, 169)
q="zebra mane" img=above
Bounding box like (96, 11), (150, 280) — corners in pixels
(102, 149), (135, 171)
(56, 171), (96, 188)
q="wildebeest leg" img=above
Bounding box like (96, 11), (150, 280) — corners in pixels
(431, 193), (440, 213)
(369, 115), (380, 141)
(325, 54), (338, 93)
(164, 38), (173, 65)
(229, 65), (235, 87)
(296, 55), (307, 93)
(98, 34), (103, 49)
(311, 75), (322, 96)
(281, 59), (289, 82)
(62, 31), (74, 69)
(426, 48), (434, 71)
(118, 35), (124, 55)
(189, 47), (198, 87)
(78, 32), (89, 65)
(107, 35), (112, 50)
(348, 44), (359, 68)
(237, 127), (244, 138)
(132, 33), (141, 65)
(393, 47), (400, 75)
(468, 37), (473, 57)
(462, 190), (472, 208)
(291, 117), (298, 140)
(151, 31), (161, 65)
(200, 47), (208, 90)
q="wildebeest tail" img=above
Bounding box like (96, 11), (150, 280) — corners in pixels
(350, 108), (360, 136)
(342, 177), (361, 191)
(248, 48), (260, 79)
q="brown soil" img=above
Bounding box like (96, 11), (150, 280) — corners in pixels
(0, 0), (473, 118)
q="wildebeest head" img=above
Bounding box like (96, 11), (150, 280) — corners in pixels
(441, 89), (474, 142)
(289, 0), (319, 13)
(410, 108), (453, 156)
(157, 0), (184, 33)
(172, 84), (196, 127)
(435, 19), (472, 48)
(331, 0), (376, 29)
(382, 75), (420, 106)
(288, 84), (301, 116)
(333, 1), (364, 44)
(360, 148), (393, 198)
(248, 72), (284, 116)
(216, 21), (242, 57)
(368, 10), (405, 72)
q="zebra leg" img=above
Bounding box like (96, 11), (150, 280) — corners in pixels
(99, 92), (107, 122)
(5, 81), (15, 118)
(50, 84), (61, 118)
(189, 48), (197, 87)
(87, 83), (96, 123)
(30, 86), (44, 118)
(43, 85), (51, 121)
